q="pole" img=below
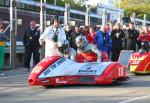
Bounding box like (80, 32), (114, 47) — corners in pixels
(131, 12), (136, 24)
(54, 0), (56, 5)
(10, 0), (17, 69)
(64, 3), (70, 26)
(85, 5), (90, 26)
(40, 0), (45, 59)
(102, 8), (107, 26)
(44, 0), (47, 29)
(117, 12), (122, 24)
(143, 14), (146, 27)
(119, 0), (121, 9)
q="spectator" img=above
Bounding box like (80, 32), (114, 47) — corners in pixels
(94, 26), (112, 56)
(64, 25), (73, 47)
(125, 22), (139, 51)
(71, 24), (82, 50)
(83, 26), (91, 43)
(23, 20), (40, 71)
(39, 16), (66, 57)
(147, 25), (150, 36)
(0, 19), (8, 40)
(111, 23), (125, 61)
(137, 26), (150, 48)
(0, 19), (4, 32)
(89, 25), (97, 44)
(0, 19), (5, 74)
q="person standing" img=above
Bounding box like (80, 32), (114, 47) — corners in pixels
(83, 26), (91, 43)
(23, 20), (40, 71)
(0, 19), (5, 74)
(70, 24), (82, 50)
(94, 26), (112, 56)
(64, 25), (73, 47)
(125, 22), (139, 51)
(89, 25), (97, 44)
(39, 16), (66, 57)
(111, 23), (125, 61)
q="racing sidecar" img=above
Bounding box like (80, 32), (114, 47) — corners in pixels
(28, 56), (128, 86)
(129, 51), (150, 74)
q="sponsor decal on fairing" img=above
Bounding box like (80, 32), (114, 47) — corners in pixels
(38, 57), (112, 79)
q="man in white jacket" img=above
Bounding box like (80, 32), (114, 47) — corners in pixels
(39, 16), (66, 57)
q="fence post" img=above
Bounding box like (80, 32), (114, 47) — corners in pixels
(64, 3), (70, 26)
(102, 8), (107, 26)
(85, 5), (90, 26)
(117, 11), (123, 25)
(131, 12), (136, 24)
(40, 0), (45, 60)
(10, 0), (17, 69)
(143, 14), (147, 26)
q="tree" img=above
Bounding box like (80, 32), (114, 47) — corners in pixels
(33, 0), (86, 10)
(115, 0), (150, 20)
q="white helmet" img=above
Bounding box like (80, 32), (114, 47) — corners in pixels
(75, 36), (87, 49)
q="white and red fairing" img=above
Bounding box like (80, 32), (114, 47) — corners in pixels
(28, 56), (127, 86)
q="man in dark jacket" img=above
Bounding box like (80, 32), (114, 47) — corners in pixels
(125, 22), (139, 51)
(70, 24), (82, 50)
(111, 23), (125, 61)
(23, 20), (40, 71)
(65, 25), (73, 47)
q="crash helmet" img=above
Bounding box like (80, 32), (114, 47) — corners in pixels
(58, 40), (69, 54)
(141, 41), (149, 52)
(75, 35), (87, 49)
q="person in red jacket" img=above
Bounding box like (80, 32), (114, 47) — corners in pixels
(137, 26), (150, 48)
(137, 26), (150, 41)
(89, 25), (97, 44)
(83, 26), (91, 43)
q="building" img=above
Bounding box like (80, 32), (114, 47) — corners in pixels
(86, 0), (124, 22)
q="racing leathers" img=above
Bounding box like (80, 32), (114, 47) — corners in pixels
(76, 43), (102, 63)
(61, 48), (77, 60)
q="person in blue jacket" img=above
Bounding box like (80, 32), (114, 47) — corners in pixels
(94, 26), (112, 56)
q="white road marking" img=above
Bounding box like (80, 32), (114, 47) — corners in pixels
(119, 94), (150, 103)
(0, 74), (28, 78)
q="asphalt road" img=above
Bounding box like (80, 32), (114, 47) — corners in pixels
(0, 68), (150, 103)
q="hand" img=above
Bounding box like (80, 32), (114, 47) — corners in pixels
(97, 59), (101, 62)
(116, 33), (120, 38)
(39, 39), (45, 45)
(54, 43), (58, 49)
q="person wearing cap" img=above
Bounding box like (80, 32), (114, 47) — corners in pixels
(23, 20), (40, 71)
(39, 16), (66, 57)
